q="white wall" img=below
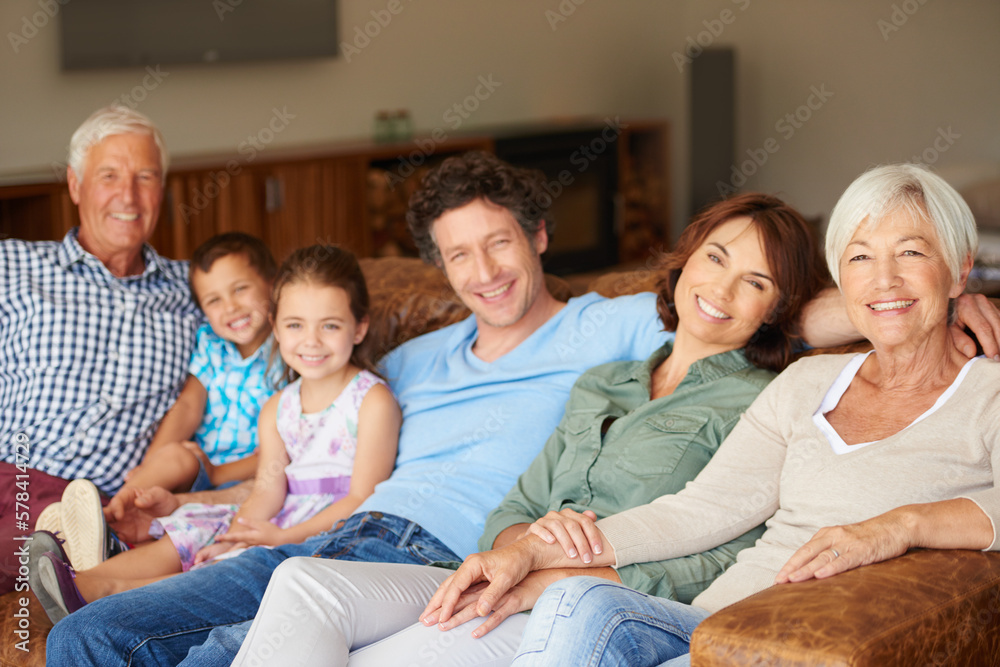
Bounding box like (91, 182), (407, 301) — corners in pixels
(1, 0), (997, 235)
(673, 0), (1000, 227)
(0, 2), (682, 173)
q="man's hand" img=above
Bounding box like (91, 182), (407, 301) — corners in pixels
(423, 570), (556, 638)
(420, 537), (551, 627)
(105, 486), (181, 544)
(952, 293), (1000, 360)
(423, 564), (624, 639)
(798, 289), (1000, 358)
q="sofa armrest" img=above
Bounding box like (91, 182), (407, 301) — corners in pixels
(690, 549), (1000, 666)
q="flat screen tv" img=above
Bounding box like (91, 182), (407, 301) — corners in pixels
(60, 0), (338, 70)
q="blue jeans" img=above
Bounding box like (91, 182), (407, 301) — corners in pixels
(511, 577), (710, 667)
(46, 512), (459, 666)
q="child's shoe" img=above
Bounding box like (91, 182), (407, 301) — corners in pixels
(59, 479), (108, 570)
(36, 501), (87, 567)
(27, 531), (87, 625)
(34, 501), (63, 534)
(26, 530), (69, 566)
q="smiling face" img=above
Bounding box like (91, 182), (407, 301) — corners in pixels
(432, 198), (549, 332)
(673, 216), (780, 354)
(272, 282), (368, 383)
(68, 132), (163, 275)
(191, 253), (273, 358)
(839, 208), (969, 349)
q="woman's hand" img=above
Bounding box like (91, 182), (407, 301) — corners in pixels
(778, 500), (994, 584)
(422, 570), (556, 638)
(215, 517), (285, 546)
(420, 538), (549, 627)
(775, 515), (911, 584)
(527, 509), (603, 563)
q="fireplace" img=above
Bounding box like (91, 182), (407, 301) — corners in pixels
(363, 119), (670, 274)
(494, 123), (622, 275)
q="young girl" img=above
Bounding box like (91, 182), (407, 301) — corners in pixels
(29, 245), (402, 624)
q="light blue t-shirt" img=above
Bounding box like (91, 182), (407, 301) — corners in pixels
(188, 324), (284, 465)
(357, 291), (671, 559)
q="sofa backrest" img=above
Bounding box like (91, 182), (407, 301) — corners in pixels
(360, 256), (998, 363)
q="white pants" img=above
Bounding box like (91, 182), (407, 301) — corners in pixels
(232, 557), (529, 667)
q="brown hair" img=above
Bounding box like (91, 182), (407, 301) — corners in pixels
(406, 151), (555, 264)
(270, 245), (377, 382)
(189, 232), (278, 308)
(655, 193), (829, 372)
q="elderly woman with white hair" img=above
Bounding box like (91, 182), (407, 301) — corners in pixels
(420, 164), (1000, 666)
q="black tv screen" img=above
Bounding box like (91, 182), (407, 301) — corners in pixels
(60, 0), (338, 70)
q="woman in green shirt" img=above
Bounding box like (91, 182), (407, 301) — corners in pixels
(231, 193), (830, 667)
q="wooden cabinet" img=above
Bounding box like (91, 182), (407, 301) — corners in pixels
(160, 157), (370, 262)
(0, 120), (669, 272)
(0, 182), (77, 243)
(149, 137), (492, 261)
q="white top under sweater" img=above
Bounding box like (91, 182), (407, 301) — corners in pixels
(597, 353), (1000, 614)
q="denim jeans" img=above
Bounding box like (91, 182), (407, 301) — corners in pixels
(46, 512), (460, 666)
(511, 577), (710, 667)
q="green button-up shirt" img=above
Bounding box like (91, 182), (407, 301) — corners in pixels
(479, 342), (774, 603)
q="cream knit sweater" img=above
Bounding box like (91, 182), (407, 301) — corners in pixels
(597, 353), (1000, 613)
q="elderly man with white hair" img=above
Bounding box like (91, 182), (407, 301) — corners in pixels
(0, 106), (201, 594)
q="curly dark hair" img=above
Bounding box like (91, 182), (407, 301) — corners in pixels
(655, 193), (830, 373)
(406, 151), (555, 264)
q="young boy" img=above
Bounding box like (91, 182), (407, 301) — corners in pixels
(37, 233), (283, 567)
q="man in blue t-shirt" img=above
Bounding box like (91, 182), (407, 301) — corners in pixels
(48, 151), (672, 665)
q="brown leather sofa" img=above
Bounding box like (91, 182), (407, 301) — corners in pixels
(3, 257), (998, 666)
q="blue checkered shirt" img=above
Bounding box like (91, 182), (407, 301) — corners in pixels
(0, 229), (202, 495)
(189, 324), (284, 465)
